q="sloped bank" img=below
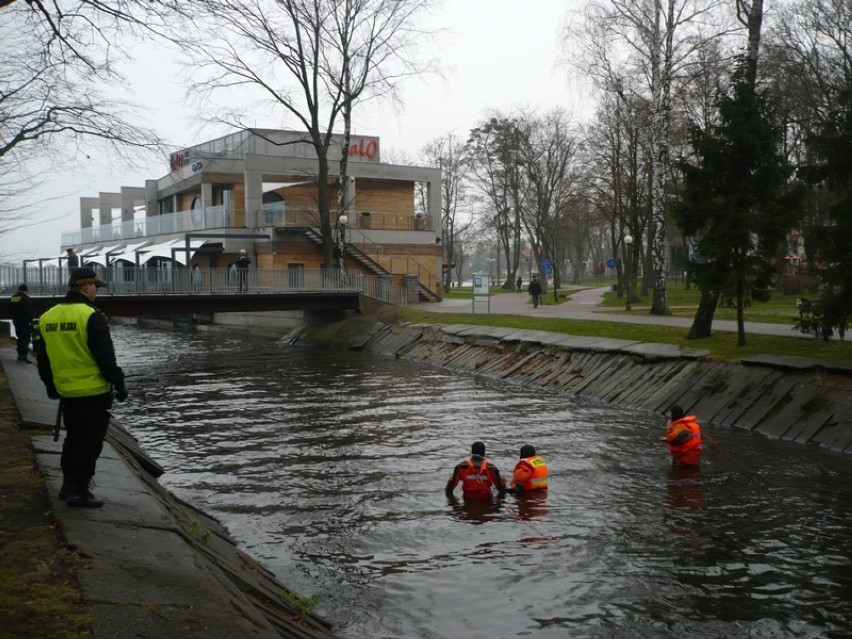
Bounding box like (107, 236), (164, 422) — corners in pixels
(296, 319), (852, 454)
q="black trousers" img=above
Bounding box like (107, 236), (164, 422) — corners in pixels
(13, 320), (31, 358)
(60, 393), (112, 486)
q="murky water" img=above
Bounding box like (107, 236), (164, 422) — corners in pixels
(111, 326), (852, 639)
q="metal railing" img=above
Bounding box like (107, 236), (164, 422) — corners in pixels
(62, 205), (433, 246)
(1, 266), (412, 306)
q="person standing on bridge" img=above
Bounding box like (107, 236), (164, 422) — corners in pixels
(236, 249), (251, 292)
(10, 284), (34, 362)
(36, 267), (128, 508)
(528, 275), (542, 308)
(66, 247), (79, 269)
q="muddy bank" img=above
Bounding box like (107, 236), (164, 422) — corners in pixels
(295, 319), (852, 454)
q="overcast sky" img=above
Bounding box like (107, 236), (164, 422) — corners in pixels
(2, 0), (593, 261)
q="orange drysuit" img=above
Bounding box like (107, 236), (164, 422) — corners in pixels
(663, 415), (703, 466)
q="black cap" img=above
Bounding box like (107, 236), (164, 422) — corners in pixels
(69, 267), (107, 288)
(471, 441), (485, 457)
(520, 444), (536, 458)
(17, 284), (28, 292)
(670, 405), (684, 421)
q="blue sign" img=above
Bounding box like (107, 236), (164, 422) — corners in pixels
(606, 258), (616, 269)
(540, 258), (553, 276)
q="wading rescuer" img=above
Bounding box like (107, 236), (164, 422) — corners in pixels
(446, 441), (506, 500)
(508, 444), (549, 494)
(36, 268), (128, 508)
(661, 405), (703, 466)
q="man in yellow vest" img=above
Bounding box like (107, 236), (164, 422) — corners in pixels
(36, 268), (128, 508)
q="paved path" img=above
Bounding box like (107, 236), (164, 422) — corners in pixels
(423, 286), (808, 339)
(2, 350), (341, 639)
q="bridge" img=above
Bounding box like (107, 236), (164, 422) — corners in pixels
(0, 267), (401, 320)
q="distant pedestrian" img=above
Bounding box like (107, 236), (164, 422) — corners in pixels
(661, 405), (703, 466)
(10, 284), (34, 362)
(66, 247), (79, 268)
(516, 276), (523, 293)
(236, 249), (251, 292)
(528, 275), (542, 308)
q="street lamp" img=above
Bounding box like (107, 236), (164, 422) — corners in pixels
(338, 214), (348, 272)
(624, 234), (633, 311)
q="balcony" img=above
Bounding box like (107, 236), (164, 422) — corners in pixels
(62, 204), (433, 247)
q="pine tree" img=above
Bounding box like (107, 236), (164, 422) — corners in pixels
(798, 86), (852, 339)
(674, 60), (804, 346)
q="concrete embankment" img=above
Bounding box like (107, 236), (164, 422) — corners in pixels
(2, 352), (343, 639)
(297, 319), (852, 454)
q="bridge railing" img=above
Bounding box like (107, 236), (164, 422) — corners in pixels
(1, 266), (412, 306)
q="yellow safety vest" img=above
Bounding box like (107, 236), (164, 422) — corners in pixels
(39, 303), (111, 398)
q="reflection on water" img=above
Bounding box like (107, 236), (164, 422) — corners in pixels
(112, 326), (852, 639)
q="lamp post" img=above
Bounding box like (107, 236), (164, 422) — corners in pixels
(338, 214), (348, 272)
(624, 234), (633, 311)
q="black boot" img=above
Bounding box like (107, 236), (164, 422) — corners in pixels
(58, 481), (72, 501)
(65, 480), (104, 508)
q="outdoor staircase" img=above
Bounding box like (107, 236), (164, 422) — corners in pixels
(297, 228), (441, 303)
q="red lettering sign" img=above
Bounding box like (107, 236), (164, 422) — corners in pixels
(348, 139), (379, 160)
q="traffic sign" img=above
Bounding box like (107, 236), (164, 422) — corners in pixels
(606, 258), (616, 269)
(540, 258), (553, 276)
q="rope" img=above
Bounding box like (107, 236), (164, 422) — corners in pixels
(702, 430), (769, 483)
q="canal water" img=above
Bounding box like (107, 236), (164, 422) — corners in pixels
(112, 326), (852, 639)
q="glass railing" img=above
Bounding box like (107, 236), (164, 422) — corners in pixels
(61, 206), (434, 246)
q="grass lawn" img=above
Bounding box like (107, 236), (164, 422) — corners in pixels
(396, 280), (852, 363)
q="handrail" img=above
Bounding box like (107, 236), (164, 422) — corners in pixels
(0, 266), (410, 306)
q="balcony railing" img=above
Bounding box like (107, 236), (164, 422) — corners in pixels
(62, 204), (433, 246)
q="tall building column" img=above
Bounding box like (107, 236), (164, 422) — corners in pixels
(244, 155), (264, 229)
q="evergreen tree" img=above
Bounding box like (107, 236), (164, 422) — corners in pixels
(798, 86), (852, 339)
(674, 60), (804, 346)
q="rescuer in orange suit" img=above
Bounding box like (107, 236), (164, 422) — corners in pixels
(661, 405), (703, 466)
(445, 441), (506, 500)
(507, 444), (549, 494)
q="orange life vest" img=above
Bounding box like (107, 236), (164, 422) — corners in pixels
(511, 455), (549, 491)
(458, 458), (498, 499)
(665, 415), (703, 465)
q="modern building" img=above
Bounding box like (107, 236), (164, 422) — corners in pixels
(61, 129), (443, 301)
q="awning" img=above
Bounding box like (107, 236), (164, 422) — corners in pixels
(109, 241), (152, 265)
(136, 240), (181, 264)
(134, 239), (210, 266)
(82, 244), (127, 267)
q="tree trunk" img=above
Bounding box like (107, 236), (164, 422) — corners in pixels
(686, 289), (719, 339)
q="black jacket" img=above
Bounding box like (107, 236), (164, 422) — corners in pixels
(10, 291), (33, 324)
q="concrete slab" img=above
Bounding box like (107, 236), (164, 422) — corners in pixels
(743, 354), (852, 376)
(623, 342), (710, 361)
(1, 352), (57, 427)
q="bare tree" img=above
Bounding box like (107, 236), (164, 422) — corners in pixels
(467, 115), (528, 289)
(420, 132), (471, 292)
(1, 1), (171, 238)
(519, 109), (580, 293)
(185, 0), (436, 268)
(324, 0), (437, 263)
(572, 0), (730, 315)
